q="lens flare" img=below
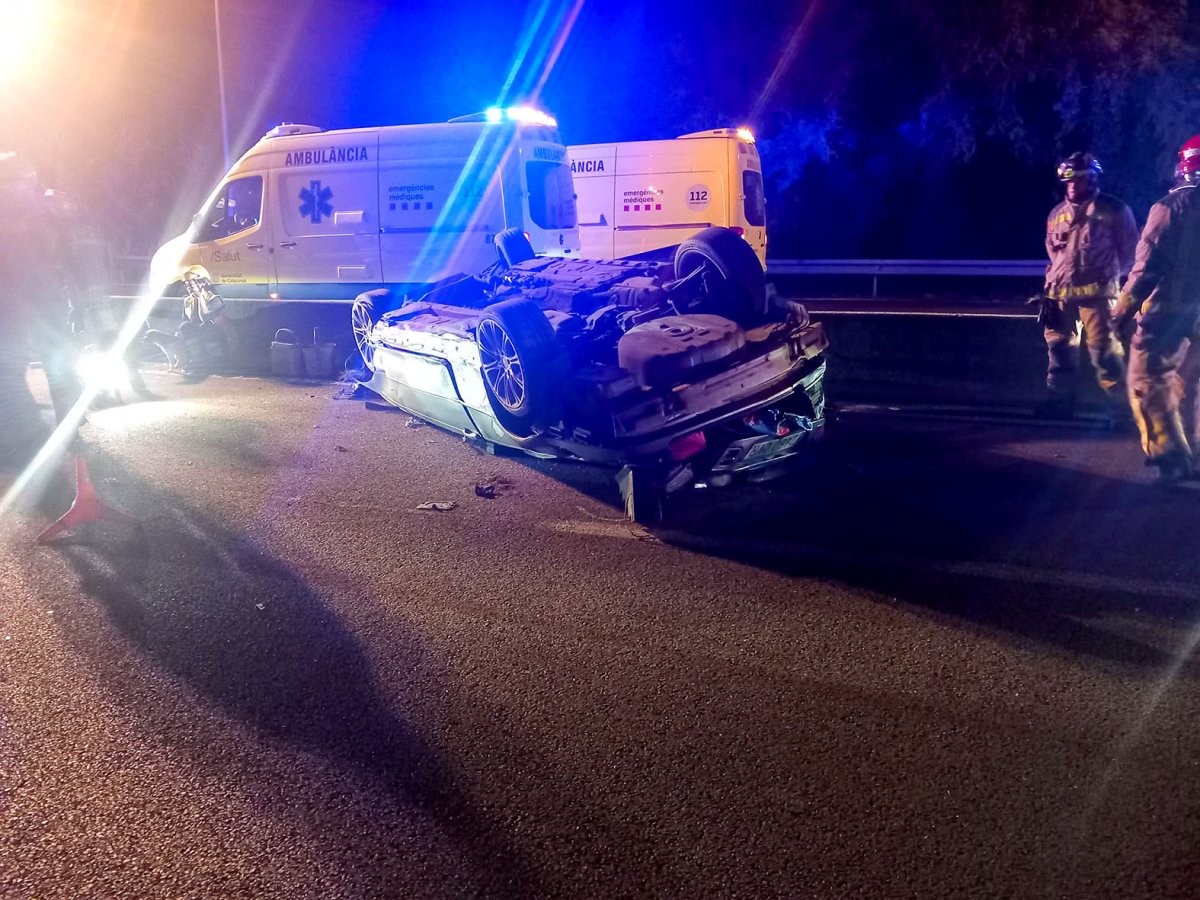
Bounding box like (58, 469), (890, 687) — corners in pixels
(0, 0), (52, 81)
(77, 349), (131, 394)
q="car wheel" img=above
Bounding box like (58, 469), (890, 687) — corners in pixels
(674, 226), (766, 324)
(476, 299), (562, 437)
(351, 289), (394, 372)
(495, 227), (535, 267)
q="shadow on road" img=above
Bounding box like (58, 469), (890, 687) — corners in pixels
(528, 415), (1200, 676)
(44, 451), (536, 897)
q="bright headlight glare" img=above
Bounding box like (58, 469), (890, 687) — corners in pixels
(78, 350), (130, 393)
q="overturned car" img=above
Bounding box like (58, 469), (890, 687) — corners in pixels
(352, 226), (828, 521)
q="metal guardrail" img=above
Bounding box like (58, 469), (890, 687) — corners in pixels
(111, 255), (1047, 301)
(766, 259), (1046, 276)
(766, 258), (1045, 297)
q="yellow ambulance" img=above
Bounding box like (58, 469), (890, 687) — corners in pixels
(151, 107), (580, 300)
(568, 127), (766, 268)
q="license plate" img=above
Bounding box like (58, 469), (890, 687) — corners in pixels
(741, 430), (805, 464)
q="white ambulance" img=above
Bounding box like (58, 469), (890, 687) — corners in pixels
(150, 107), (580, 299)
(567, 127), (766, 268)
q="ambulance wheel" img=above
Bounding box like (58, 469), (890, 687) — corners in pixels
(476, 299), (562, 437)
(495, 228), (536, 267)
(351, 289), (394, 372)
(674, 226), (766, 325)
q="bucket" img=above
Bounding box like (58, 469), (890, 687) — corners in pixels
(270, 328), (305, 378)
(302, 328), (338, 379)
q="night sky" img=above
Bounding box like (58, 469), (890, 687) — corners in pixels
(6, 0), (806, 249)
(3, 0), (1193, 258)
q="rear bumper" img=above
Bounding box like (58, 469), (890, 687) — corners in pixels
(546, 352), (827, 465)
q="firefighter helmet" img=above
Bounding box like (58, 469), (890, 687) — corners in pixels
(1175, 135), (1200, 184)
(1057, 151), (1102, 183)
(181, 265), (213, 297)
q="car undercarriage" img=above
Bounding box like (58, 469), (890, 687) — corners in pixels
(353, 227), (829, 522)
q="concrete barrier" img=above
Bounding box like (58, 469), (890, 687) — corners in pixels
(817, 312), (1113, 412)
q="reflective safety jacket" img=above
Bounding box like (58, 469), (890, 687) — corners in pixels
(1119, 183), (1200, 341)
(1044, 192), (1138, 301)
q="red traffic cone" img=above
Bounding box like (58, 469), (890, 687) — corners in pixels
(37, 455), (137, 544)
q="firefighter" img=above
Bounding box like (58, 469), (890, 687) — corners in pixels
(0, 152), (81, 462)
(1111, 136), (1200, 484)
(143, 266), (235, 374)
(1037, 152), (1139, 422)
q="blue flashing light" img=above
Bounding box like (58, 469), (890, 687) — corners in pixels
(506, 106), (557, 127)
(482, 105), (557, 128)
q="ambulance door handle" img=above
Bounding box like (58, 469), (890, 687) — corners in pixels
(279, 241), (298, 249)
(246, 242), (265, 251)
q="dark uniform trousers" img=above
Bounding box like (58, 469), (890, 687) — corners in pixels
(1043, 299), (1126, 400)
(1128, 328), (1200, 461)
(1120, 184), (1200, 463)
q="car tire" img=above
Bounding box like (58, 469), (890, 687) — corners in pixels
(476, 299), (562, 437)
(351, 289), (394, 372)
(674, 226), (766, 324)
(495, 227), (536, 267)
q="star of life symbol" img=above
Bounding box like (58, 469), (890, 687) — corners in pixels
(299, 180), (334, 224)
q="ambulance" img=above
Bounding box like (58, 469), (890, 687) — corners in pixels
(150, 107), (580, 299)
(567, 127), (766, 268)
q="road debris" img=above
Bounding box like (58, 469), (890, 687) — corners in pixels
(416, 500), (457, 511)
(365, 400), (402, 413)
(332, 380), (371, 401)
(474, 474), (516, 499)
(334, 445), (349, 453)
(404, 417), (425, 429)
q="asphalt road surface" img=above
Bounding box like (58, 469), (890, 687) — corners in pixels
(1, 370), (1198, 899)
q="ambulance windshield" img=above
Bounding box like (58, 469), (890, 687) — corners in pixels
(526, 160), (577, 230)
